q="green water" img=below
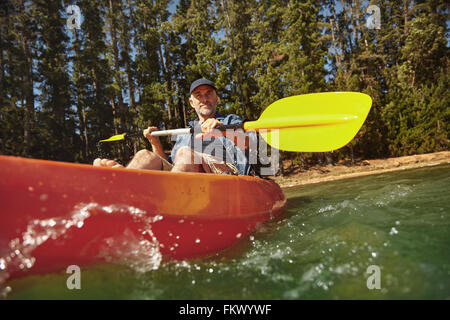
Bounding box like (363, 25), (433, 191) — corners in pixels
(5, 164), (450, 299)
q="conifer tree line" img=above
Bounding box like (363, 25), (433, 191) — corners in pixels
(0, 0), (448, 169)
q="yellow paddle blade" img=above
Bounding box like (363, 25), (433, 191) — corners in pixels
(244, 92), (372, 152)
(99, 133), (127, 142)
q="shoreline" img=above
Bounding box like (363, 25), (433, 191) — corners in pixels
(270, 151), (450, 188)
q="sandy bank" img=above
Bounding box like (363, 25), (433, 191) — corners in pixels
(271, 151), (450, 188)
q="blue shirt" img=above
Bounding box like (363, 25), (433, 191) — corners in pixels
(170, 113), (252, 175)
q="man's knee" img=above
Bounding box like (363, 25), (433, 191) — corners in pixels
(174, 146), (201, 165)
(127, 149), (161, 170)
(134, 149), (156, 160)
(174, 146), (191, 158)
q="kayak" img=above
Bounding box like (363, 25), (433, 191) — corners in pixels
(0, 155), (286, 279)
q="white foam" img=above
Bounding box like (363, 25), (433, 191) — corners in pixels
(0, 203), (163, 297)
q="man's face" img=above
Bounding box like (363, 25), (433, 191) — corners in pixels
(189, 85), (218, 120)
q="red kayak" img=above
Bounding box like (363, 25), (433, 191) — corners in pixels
(0, 155), (286, 280)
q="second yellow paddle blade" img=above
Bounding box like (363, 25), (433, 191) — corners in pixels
(244, 92), (372, 152)
(100, 133), (127, 142)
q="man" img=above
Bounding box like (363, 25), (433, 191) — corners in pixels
(93, 78), (252, 175)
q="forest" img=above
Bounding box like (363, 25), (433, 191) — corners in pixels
(0, 0), (448, 172)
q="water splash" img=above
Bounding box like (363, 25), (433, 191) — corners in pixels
(315, 184), (414, 217)
(0, 203), (162, 297)
(98, 212), (163, 273)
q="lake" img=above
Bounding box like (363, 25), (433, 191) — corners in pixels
(4, 164), (450, 299)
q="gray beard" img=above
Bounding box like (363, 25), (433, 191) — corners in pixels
(199, 107), (215, 117)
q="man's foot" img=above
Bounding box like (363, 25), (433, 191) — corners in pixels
(93, 158), (124, 168)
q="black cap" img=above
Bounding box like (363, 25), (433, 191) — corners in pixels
(189, 78), (216, 95)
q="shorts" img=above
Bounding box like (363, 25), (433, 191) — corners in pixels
(157, 153), (239, 175)
(157, 154), (175, 171)
(201, 153), (239, 175)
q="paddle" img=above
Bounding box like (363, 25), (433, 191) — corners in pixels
(99, 92), (372, 152)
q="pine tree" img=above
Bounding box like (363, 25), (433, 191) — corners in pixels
(383, 5), (449, 156)
(132, 0), (168, 130)
(216, 0), (258, 119)
(105, 0), (126, 136)
(118, 0), (140, 153)
(34, 0), (77, 161)
(0, 0), (26, 157)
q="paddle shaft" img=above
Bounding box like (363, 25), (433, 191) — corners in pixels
(125, 114), (358, 138)
(121, 128), (192, 139)
(121, 124), (244, 139)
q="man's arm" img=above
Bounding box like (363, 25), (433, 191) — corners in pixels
(143, 126), (170, 161)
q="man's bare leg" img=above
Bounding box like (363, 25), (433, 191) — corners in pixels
(93, 158), (124, 168)
(126, 149), (163, 170)
(93, 147), (212, 173)
(171, 146), (211, 173)
(93, 149), (163, 170)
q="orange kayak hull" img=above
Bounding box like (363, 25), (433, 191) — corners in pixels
(0, 156), (286, 278)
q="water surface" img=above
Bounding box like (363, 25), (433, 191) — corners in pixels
(5, 164), (450, 299)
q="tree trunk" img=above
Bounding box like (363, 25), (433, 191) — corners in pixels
(0, 22), (5, 104)
(403, 0), (409, 36)
(72, 30), (89, 160)
(118, 7), (139, 153)
(325, 152), (334, 166)
(19, 0), (35, 155)
(108, 0), (125, 133)
(158, 42), (174, 121)
(349, 144), (355, 165)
